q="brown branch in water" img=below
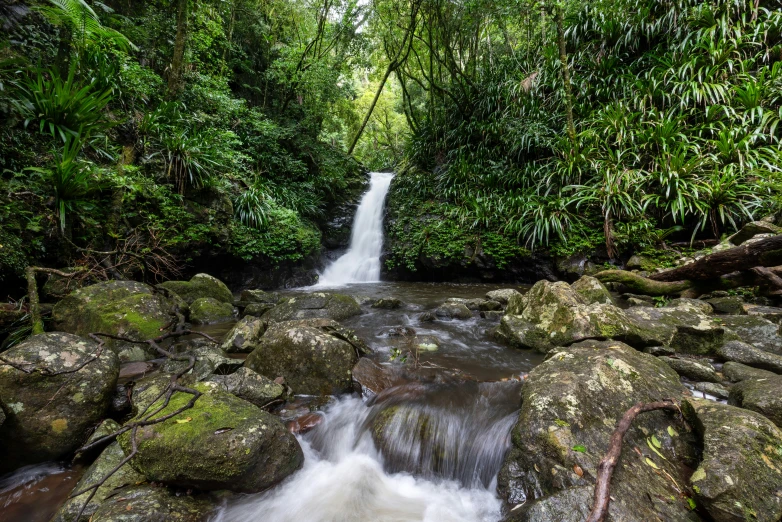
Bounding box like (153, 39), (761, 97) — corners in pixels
(585, 399), (681, 522)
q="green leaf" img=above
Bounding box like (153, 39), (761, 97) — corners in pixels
(667, 426), (678, 437)
(651, 434), (662, 448)
(644, 457), (660, 469)
(572, 445), (587, 453)
(686, 497), (697, 510)
(647, 437), (668, 461)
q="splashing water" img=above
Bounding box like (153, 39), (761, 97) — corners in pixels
(317, 172), (394, 286)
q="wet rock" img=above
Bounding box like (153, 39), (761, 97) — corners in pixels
(486, 289), (522, 305)
(626, 297), (653, 307)
(478, 299), (503, 311)
(352, 358), (399, 396)
(286, 412), (324, 434)
(694, 382), (730, 400)
(718, 316), (782, 354)
(372, 297), (402, 309)
(245, 320), (361, 394)
(221, 316), (266, 353)
(498, 339), (696, 520)
(418, 311), (436, 322)
(434, 302), (473, 320)
(743, 304), (782, 325)
(52, 281), (179, 362)
(480, 310), (504, 321)
(644, 345), (675, 356)
(555, 253), (592, 281)
(242, 302), (275, 318)
(0, 332), (119, 472)
(666, 298), (713, 314)
(110, 384), (131, 414)
(625, 254), (659, 271)
(52, 441), (145, 522)
(723, 361), (778, 382)
(384, 326), (416, 337)
(206, 367), (284, 408)
(188, 297), (234, 325)
(89, 484), (216, 522)
(119, 361), (154, 381)
(262, 292), (361, 322)
(727, 220), (782, 245)
(504, 485), (593, 521)
(716, 340), (782, 373)
(158, 273), (233, 305)
(729, 376), (782, 427)
(623, 306), (727, 354)
(570, 276), (612, 305)
(240, 289), (280, 304)
(659, 356), (720, 382)
(163, 341), (242, 381)
(621, 293), (655, 303)
(683, 398), (782, 522)
(118, 383), (303, 492)
(706, 296), (746, 315)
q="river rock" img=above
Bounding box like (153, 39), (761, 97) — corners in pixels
(706, 296), (746, 315)
(478, 299), (503, 311)
(262, 292), (361, 322)
(570, 276), (612, 305)
(683, 398), (782, 522)
(163, 340), (242, 381)
(716, 340), (782, 373)
(623, 305), (727, 354)
(240, 289), (280, 304)
(723, 361), (778, 382)
(52, 281), (179, 362)
(245, 320), (361, 394)
(694, 382), (730, 400)
(718, 316), (782, 354)
(434, 302), (473, 319)
(119, 383), (302, 492)
(372, 297), (402, 309)
(352, 358), (399, 396)
(90, 484), (215, 522)
(486, 289), (522, 305)
(0, 332), (119, 472)
(659, 356), (720, 382)
(158, 273), (233, 304)
(729, 376), (782, 427)
(418, 311), (436, 322)
(728, 220), (782, 245)
(207, 367), (285, 408)
(498, 339), (696, 520)
(744, 304), (782, 324)
(242, 302), (275, 317)
(189, 297), (234, 324)
(666, 298), (713, 314)
(626, 297), (654, 307)
(221, 316), (266, 353)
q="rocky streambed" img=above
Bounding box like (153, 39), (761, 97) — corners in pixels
(1, 273), (782, 522)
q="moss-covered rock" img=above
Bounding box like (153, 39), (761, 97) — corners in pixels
(245, 320), (361, 395)
(188, 297), (234, 325)
(242, 303), (274, 317)
(240, 289), (280, 304)
(206, 367), (285, 408)
(0, 332), (119, 472)
(570, 276), (613, 305)
(623, 306), (729, 354)
(158, 273), (233, 305)
(727, 220), (782, 245)
(262, 292), (361, 323)
(221, 316), (266, 353)
(729, 376), (782, 427)
(485, 289), (522, 305)
(434, 302), (473, 320)
(716, 340), (782, 373)
(163, 340), (242, 381)
(52, 281), (178, 362)
(718, 316), (782, 355)
(372, 297), (403, 309)
(90, 484), (216, 522)
(498, 339), (697, 520)
(706, 297), (746, 315)
(118, 383), (302, 492)
(722, 361), (778, 382)
(683, 398), (782, 522)
(659, 356), (720, 382)
(666, 298), (713, 314)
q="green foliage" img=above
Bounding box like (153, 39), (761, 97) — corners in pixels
(234, 186), (274, 229)
(35, 0), (134, 54)
(228, 207), (321, 265)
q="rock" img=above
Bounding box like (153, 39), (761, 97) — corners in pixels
(644, 345), (675, 356)
(623, 305), (727, 354)
(242, 302), (274, 317)
(188, 297), (234, 324)
(478, 299), (503, 311)
(418, 311), (436, 322)
(52, 441), (145, 522)
(694, 382), (730, 400)
(89, 484), (215, 522)
(52, 281), (179, 362)
(504, 486), (593, 522)
(625, 254), (659, 271)
(727, 220), (782, 245)
(666, 298), (713, 314)
(505, 293), (525, 315)
(743, 304), (782, 325)
(486, 289), (522, 305)
(41, 268), (85, 301)
(716, 340), (782, 373)
(570, 276), (612, 305)
(480, 310), (504, 321)
(262, 292), (361, 322)
(119, 383), (302, 492)
(163, 341), (242, 381)
(707, 297), (746, 315)
(683, 398), (782, 522)
(498, 339), (696, 520)
(729, 376), (782, 427)
(718, 316), (782, 354)
(621, 293), (655, 303)
(659, 356), (720, 382)
(240, 289), (280, 304)
(110, 384), (131, 415)
(352, 358), (399, 396)
(206, 367), (284, 408)
(555, 253), (591, 280)
(245, 320), (361, 395)
(626, 297), (653, 307)
(158, 273), (233, 304)
(723, 361), (778, 382)
(372, 297), (402, 309)
(220, 316), (266, 354)
(119, 361), (154, 381)
(286, 412), (324, 434)
(384, 326), (416, 337)
(0, 332), (119, 472)
(434, 302), (473, 320)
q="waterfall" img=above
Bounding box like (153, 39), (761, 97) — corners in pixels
(316, 172), (394, 286)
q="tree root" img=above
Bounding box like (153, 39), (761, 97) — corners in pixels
(593, 270), (692, 296)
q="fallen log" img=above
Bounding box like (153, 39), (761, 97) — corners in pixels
(593, 270), (692, 296)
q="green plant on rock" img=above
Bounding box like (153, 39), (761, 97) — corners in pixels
(234, 186), (275, 229)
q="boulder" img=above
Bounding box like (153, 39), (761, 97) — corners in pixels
(716, 340), (782, 373)
(118, 383), (302, 492)
(658, 356), (720, 382)
(221, 316), (266, 353)
(626, 297), (653, 307)
(188, 297), (234, 325)
(240, 289), (280, 304)
(693, 382), (730, 400)
(486, 289), (522, 305)
(0, 332), (119, 472)
(666, 298), (713, 314)
(434, 302), (473, 320)
(623, 306), (727, 354)
(625, 254), (658, 271)
(719, 316), (782, 354)
(480, 310), (504, 321)
(478, 299), (503, 311)
(418, 311), (436, 322)
(723, 361), (778, 382)
(207, 367), (285, 408)
(727, 220), (782, 245)
(570, 276), (612, 305)
(242, 302), (275, 317)
(158, 273), (233, 304)
(262, 292), (361, 322)
(498, 339), (696, 520)
(706, 297), (746, 315)
(743, 304), (782, 325)
(352, 358), (399, 396)
(52, 281), (179, 362)
(245, 320), (362, 394)
(683, 398), (782, 522)
(90, 484), (215, 522)
(372, 297), (402, 309)
(729, 376), (782, 427)
(162, 341), (242, 381)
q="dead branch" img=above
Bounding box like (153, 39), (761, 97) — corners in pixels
(585, 399), (681, 522)
(751, 266), (782, 296)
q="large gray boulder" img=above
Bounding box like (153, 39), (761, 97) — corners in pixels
(486, 289), (522, 305)
(90, 484), (215, 522)
(118, 383), (302, 493)
(716, 340), (782, 373)
(727, 221), (782, 245)
(221, 315), (267, 353)
(719, 316), (782, 354)
(723, 361), (778, 382)
(434, 302), (473, 320)
(570, 276), (612, 305)
(498, 339), (697, 520)
(659, 356), (720, 382)
(158, 273), (233, 304)
(262, 292), (361, 322)
(188, 297), (234, 324)
(0, 332), (119, 472)
(729, 376), (782, 428)
(683, 398), (782, 522)
(623, 306), (728, 354)
(207, 367), (285, 408)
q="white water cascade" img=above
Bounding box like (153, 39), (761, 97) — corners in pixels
(316, 171), (394, 286)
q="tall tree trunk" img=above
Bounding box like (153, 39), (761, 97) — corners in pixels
(168, 0), (189, 96)
(555, 6), (576, 146)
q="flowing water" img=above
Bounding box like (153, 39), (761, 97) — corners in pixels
(317, 172), (395, 286)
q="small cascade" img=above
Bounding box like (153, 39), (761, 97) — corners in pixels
(316, 172), (394, 286)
